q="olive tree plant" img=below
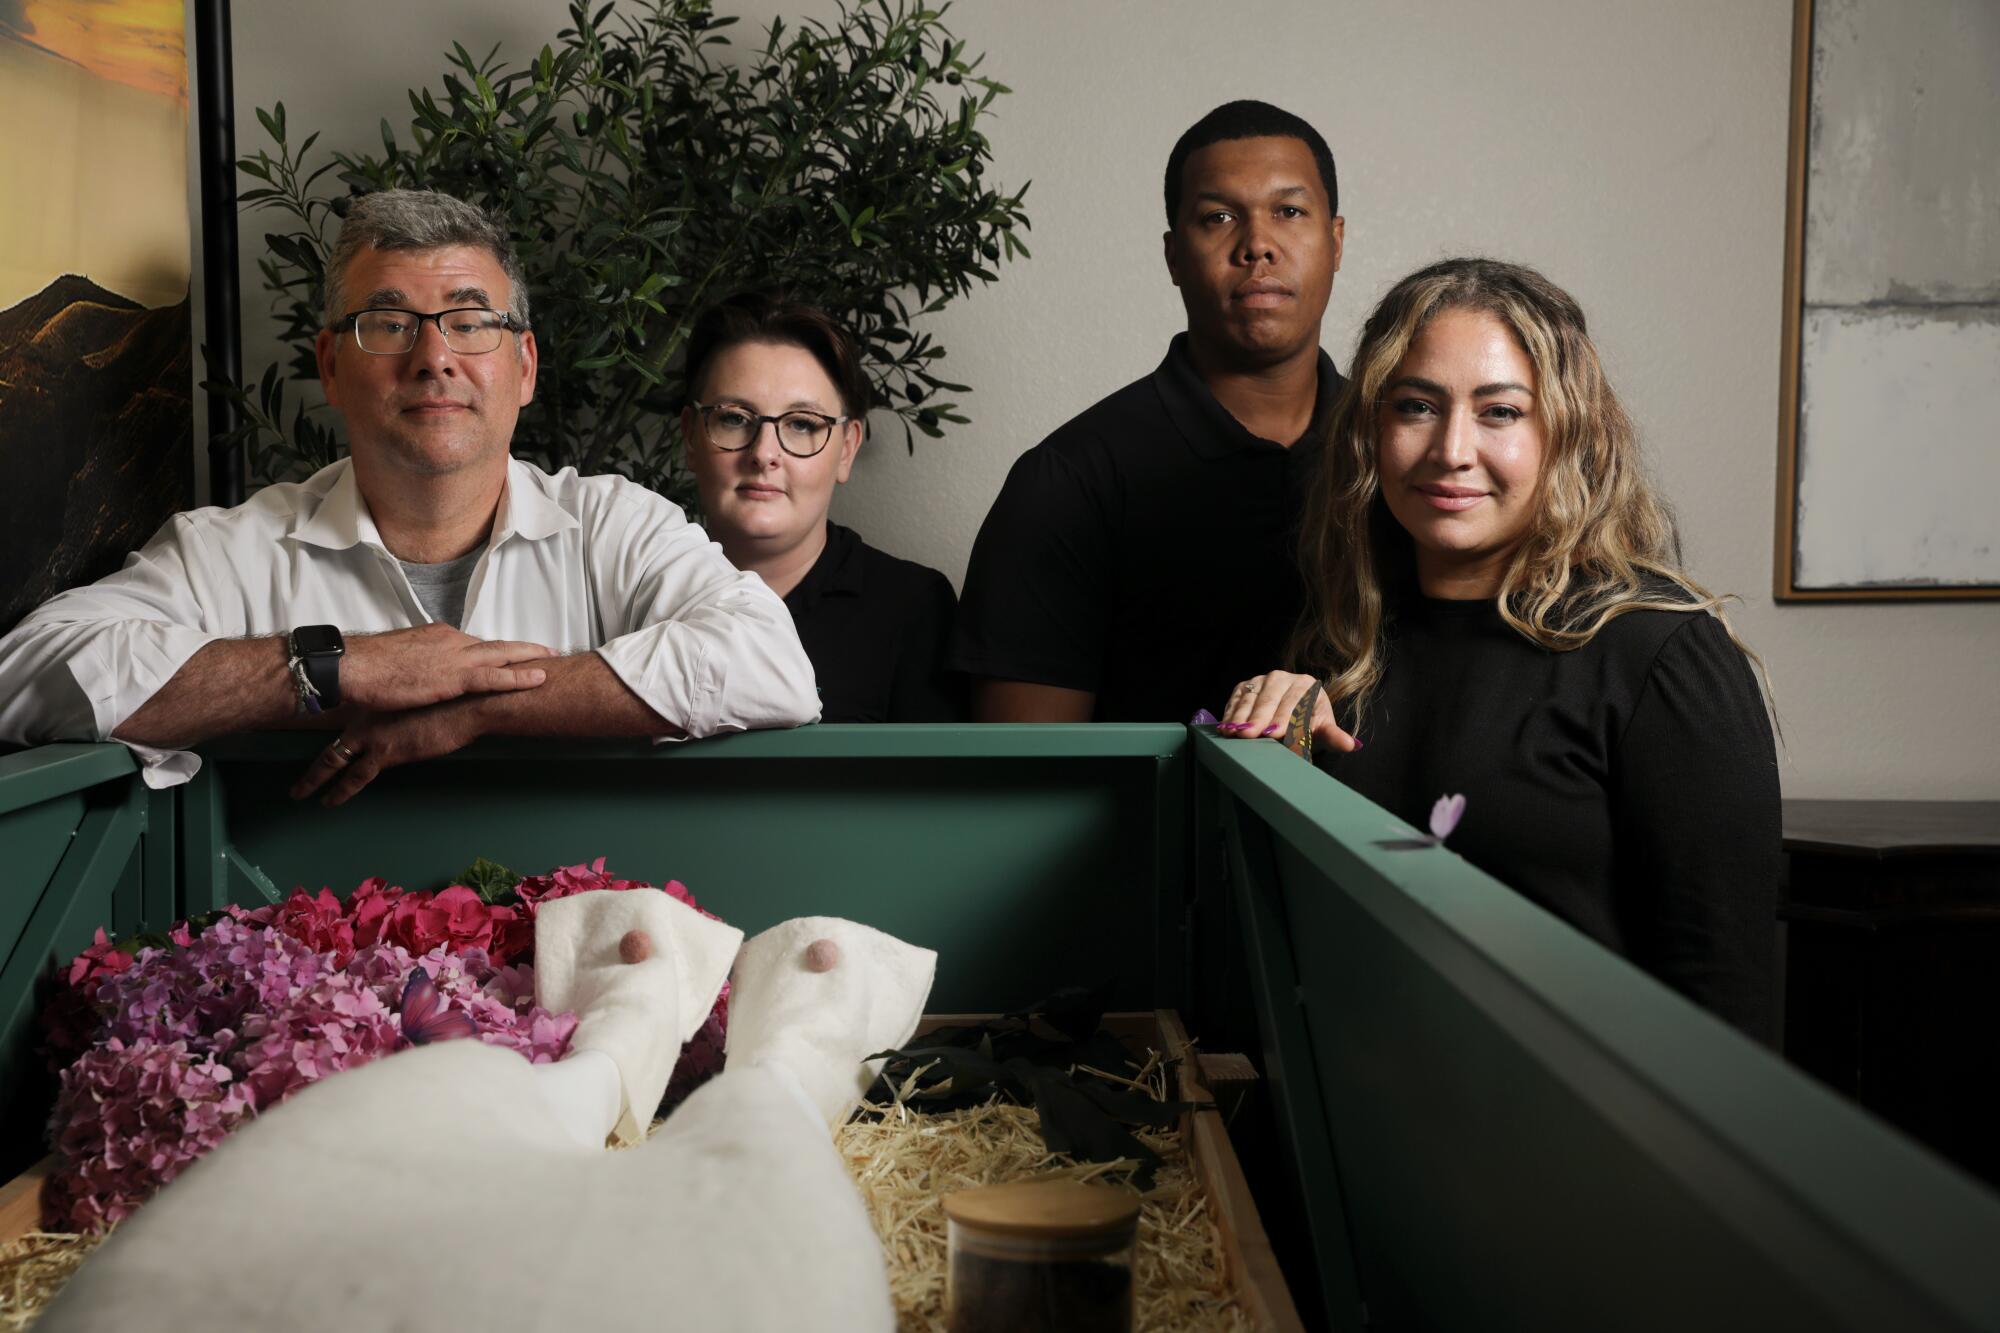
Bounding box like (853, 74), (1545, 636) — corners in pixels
(224, 0), (1029, 509)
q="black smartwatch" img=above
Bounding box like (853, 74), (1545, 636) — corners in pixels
(288, 624), (345, 712)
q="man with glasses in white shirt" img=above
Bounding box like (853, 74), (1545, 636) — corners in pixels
(0, 190), (819, 804)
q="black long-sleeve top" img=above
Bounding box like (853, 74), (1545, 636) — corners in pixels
(1318, 592), (1781, 1039)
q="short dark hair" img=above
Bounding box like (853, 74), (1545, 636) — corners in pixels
(325, 189), (530, 329)
(1163, 100), (1339, 225)
(684, 293), (871, 420)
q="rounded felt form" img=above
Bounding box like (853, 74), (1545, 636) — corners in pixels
(534, 890), (743, 1144)
(725, 917), (936, 1130)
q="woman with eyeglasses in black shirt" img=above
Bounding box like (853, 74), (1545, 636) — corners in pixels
(682, 294), (964, 723)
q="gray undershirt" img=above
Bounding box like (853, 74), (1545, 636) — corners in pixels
(399, 546), (484, 629)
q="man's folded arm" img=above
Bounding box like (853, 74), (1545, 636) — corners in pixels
(113, 637), (309, 748)
(0, 518), (238, 782)
(460, 650), (677, 737)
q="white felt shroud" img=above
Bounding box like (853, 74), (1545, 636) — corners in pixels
(534, 888), (742, 1144)
(36, 1043), (897, 1332)
(725, 916), (938, 1129)
(34, 907), (942, 1333)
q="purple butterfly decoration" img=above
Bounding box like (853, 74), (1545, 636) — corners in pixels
(1429, 793), (1467, 841)
(400, 968), (477, 1046)
(1376, 793), (1467, 851)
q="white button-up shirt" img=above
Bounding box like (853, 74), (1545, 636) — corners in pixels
(0, 458), (820, 786)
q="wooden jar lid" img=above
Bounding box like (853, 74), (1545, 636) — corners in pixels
(943, 1181), (1141, 1242)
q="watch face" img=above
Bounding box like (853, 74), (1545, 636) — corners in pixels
(292, 624), (345, 658)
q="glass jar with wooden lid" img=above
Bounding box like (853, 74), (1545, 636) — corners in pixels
(942, 1179), (1140, 1333)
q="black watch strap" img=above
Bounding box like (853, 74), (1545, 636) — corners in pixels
(288, 625), (345, 711)
(300, 649), (342, 711)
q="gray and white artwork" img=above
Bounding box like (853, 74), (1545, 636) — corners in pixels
(1792, 0), (2000, 591)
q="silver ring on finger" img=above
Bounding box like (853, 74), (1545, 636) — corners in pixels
(326, 739), (358, 766)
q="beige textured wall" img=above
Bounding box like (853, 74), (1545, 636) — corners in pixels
(228, 0), (2000, 799)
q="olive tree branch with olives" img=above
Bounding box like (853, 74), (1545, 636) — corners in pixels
(210, 0), (1031, 512)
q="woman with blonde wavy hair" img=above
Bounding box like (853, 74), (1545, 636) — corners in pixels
(1218, 257), (1779, 1037)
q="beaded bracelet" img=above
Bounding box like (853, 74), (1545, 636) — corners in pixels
(287, 655), (325, 715)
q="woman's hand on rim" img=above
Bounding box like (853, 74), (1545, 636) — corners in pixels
(1215, 671), (1359, 753)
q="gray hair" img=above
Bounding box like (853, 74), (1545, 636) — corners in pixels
(322, 189), (531, 331)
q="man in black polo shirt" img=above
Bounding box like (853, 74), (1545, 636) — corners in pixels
(950, 100), (1346, 722)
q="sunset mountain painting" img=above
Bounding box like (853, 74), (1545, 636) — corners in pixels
(1, 1), (195, 631)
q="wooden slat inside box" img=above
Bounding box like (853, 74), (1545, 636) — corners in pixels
(0, 1157), (48, 1245)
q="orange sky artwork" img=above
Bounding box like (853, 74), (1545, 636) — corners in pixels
(1, 0), (185, 104)
(0, 0), (190, 310)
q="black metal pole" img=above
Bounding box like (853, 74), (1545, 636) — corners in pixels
(194, 0), (243, 506)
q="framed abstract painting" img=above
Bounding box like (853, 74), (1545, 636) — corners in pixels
(1775, 0), (2000, 600)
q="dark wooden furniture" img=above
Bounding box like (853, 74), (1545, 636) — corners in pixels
(1783, 800), (2000, 1187)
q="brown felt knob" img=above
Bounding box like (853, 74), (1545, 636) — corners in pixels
(619, 929), (653, 964)
(804, 938), (840, 972)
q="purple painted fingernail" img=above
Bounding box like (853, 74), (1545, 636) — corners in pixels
(1353, 738), (1365, 751)
(1261, 725), (1280, 737)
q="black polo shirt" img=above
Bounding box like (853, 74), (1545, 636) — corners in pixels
(949, 334), (1344, 721)
(784, 521), (964, 722)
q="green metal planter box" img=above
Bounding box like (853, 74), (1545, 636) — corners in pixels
(2, 727), (1995, 1331)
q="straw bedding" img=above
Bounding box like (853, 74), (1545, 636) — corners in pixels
(0, 1231), (101, 1331)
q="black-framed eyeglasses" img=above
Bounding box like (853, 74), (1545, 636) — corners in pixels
(332, 307), (526, 356)
(690, 401), (851, 458)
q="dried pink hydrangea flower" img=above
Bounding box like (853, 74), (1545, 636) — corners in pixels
(43, 1039), (254, 1232)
